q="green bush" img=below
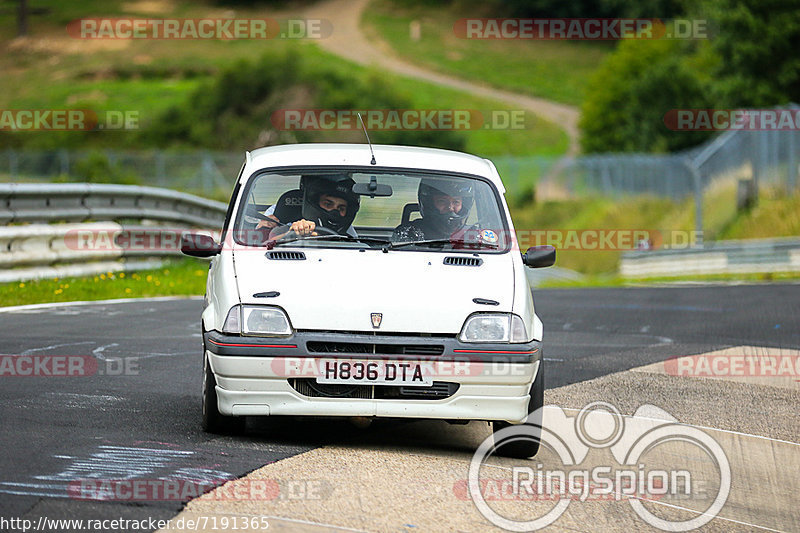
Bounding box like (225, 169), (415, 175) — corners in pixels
(72, 151), (139, 184)
(580, 33), (715, 153)
(140, 51), (466, 152)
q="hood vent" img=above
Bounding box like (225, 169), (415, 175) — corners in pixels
(267, 251), (306, 261)
(443, 256), (482, 267)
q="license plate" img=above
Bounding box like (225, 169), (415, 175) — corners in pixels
(316, 360), (432, 387)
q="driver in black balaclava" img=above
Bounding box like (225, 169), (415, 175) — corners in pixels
(273, 174), (360, 238)
(392, 178), (474, 242)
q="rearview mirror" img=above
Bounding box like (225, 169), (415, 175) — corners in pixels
(181, 233), (221, 257)
(353, 180), (393, 197)
(522, 245), (556, 268)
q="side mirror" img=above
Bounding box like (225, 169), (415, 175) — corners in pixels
(522, 245), (556, 268)
(181, 233), (221, 258)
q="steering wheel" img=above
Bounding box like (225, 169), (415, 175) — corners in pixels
(309, 225), (340, 236)
(278, 224), (340, 240)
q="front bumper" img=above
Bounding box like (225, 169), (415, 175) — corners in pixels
(204, 330), (542, 423)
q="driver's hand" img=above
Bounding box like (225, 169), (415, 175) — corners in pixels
(289, 219), (317, 236)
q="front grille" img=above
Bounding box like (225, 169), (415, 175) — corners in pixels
(290, 379), (372, 399)
(306, 342), (372, 354)
(377, 381), (459, 400)
(306, 341), (444, 356)
(385, 344), (444, 355)
(289, 379), (459, 400)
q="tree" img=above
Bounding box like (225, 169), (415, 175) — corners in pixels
(580, 34), (715, 153)
(698, 0), (800, 106)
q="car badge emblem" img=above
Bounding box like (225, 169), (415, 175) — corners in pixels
(371, 313), (383, 328)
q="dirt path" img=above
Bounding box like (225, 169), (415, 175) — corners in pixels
(304, 0), (581, 156)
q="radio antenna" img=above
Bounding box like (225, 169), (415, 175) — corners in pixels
(357, 112), (377, 165)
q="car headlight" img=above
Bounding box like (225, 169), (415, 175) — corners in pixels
(459, 313), (528, 343)
(222, 305), (293, 336)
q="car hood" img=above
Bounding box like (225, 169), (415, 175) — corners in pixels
(233, 247), (515, 334)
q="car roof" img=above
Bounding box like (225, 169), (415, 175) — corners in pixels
(242, 143), (504, 190)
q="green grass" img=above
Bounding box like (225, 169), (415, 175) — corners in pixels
(0, 2), (567, 157)
(719, 187), (800, 240)
(381, 78), (568, 157)
(0, 258), (208, 307)
(510, 195), (678, 274)
(363, 0), (611, 107)
(510, 185), (800, 275)
(294, 46), (568, 157)
(657, 181), (800, 242)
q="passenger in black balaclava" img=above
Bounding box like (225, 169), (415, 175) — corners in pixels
(392, 178), (474, 242)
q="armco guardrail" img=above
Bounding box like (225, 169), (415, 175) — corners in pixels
(0, 184), (227, 282)
(620, 238), (800, 278)
(0, 183), (227, 226)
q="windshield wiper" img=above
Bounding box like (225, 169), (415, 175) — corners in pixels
(385, 239), (453, 250)
(386, 238), (499, 251)
(267, 234), (389, 249)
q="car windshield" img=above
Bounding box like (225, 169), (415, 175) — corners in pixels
(232, 169), (510, 252)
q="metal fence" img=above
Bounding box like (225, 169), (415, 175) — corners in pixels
(558, 104), (800, 200)
(1, 105), (797, 205)
(0, 149), (242, 197)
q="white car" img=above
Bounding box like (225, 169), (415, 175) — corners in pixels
(182, 143), (555, 457)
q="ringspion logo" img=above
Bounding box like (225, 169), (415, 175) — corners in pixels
(469, 402), (730, 530)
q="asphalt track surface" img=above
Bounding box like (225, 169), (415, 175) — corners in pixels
(0, 285), (798, 532)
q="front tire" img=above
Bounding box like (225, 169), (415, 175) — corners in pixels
(492, 360), (544, 458)
(202, 351), (245, 434)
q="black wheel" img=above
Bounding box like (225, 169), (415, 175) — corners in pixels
(492, 360), (544, 458)
(202, 351), (245, 434)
